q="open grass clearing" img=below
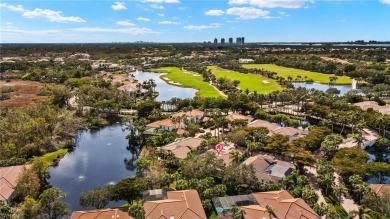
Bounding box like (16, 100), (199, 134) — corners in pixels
(242, 64), (352, 84)
(35, 148), (68, 170)
(207, 66), (283, 94)
(151, 67), (222, 98)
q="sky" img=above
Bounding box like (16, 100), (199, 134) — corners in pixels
(0, 0), (389, 43)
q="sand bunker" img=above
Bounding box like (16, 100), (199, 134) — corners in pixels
(262, 80), (270, 84)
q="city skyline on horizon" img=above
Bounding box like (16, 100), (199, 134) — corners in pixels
(1, 0), (389, 43)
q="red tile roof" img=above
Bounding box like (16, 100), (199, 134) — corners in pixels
(370, 184), (390, 196)
(144, 190), (206, 219)
(0, 165), (31, 202)
(162, 138), (204, 159)
(70, 208), (133, 219)
(252, 191), (319, 219)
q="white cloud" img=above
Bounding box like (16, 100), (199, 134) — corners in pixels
(112, 2), (127, 10)
(150, 4), (164, 9)
(379, 0), (390, 4)
(205, 10), (225, 16)
(184, 23), (221, 30)
(143, 0), (180, 3)
(22, 8), (86, 23)
(0, 3), (25, 12)
(1, 27), (62, 35)
(226, 20), (238, 23)
(73, 27), (156, 35)
(228, 0), (312, 8)
(157, 13), (165, 16)
(226, 7), (270, 19)
(1, 3), (86, 23)
(158, 20), (180, 25)
(137, 16), (151, 21)
(116, 20), (136, 26)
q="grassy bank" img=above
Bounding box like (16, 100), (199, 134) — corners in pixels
(151, 67), (222, 98)
(207, 66), (283, 94)
(35, 148), (68, 170)
(242, 64), (352, 84)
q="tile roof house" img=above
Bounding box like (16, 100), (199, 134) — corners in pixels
(0, 165), (31, 204)
(145, 119), (187, 136)
(248, 120), (282, 132)
(144, 190), (207, 219)
(226, 113), (253, 123)
(161, 137), (204, 159)
(240, 205), (271, 219)
(369, 184), (390, 196)
(70, 208), (133, 219)
(213, 191), (319, 219)
(243, 154), (295, 182)
(247, 119), (305, 141)
(173, 110), (205, 124)
(251, 191), (320, 219)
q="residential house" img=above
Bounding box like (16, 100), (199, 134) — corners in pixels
(70, 208), (132, 219)
(146, 119), (186, 132)
(243, 154), (295, 182)
(369, 184), (390, 196)
(226, 113), (253, 123)
(248, 120), (282, 132)
(250, 190), (320, 219)
(144, 190), (207, 219)
(173, 109), (205, 124)
(239, 58), (255, 64)
(213, 191), (319, 219)
(271, 127), (305, 141)
(248, 119), (305, 141)
(0, 165), (30, 204)
(161, 137), (204, 159)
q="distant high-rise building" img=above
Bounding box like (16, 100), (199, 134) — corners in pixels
(229, 38), (233, 44)
(221, 38), (225, 45)
(241, 37), (245, 45)
(214, 38), (218, 44)
(236, 37), (242, 45)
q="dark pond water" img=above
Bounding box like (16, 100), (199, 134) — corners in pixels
(134, 72), (197, 101)
(48, 123), (136, 211)
(366, 146), (390, 184)
(292, 82), (353, 96)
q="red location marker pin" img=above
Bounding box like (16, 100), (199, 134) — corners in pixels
(215, 143), (224, 155)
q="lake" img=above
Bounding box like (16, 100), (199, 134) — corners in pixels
(292, 82), (353, 96)
(48, 123), (136, 211)
(367, 146), (390, 184)
(134, 71), (197, 101)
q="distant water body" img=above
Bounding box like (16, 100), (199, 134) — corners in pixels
(292, 82), (352, 96)
(134, 71), (197, 101)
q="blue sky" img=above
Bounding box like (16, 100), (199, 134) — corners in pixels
(1, 0), (389, 43)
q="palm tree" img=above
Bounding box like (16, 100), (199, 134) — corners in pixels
(266, 205), (276, 218)
(229, 150), (242, 165)
(333, 184), (348, 202)
(229, 206), (245, 219)
(348, 206), (372, 219)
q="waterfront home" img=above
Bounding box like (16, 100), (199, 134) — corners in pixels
(70, 208), (132, 219)
(161, 137), (204, 159)
(0, 165), (31, 204)
(173, 109), (205, 124)
(369, 184), (390, 196)
(144, 190), (207, 219)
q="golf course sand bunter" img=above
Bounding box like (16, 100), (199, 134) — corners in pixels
(242, 64), (352, 84)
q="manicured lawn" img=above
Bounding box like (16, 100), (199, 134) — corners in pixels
(242, 64), (352, 84)
(207, 66), (283, 94)
(151, 67), (222, 98)
(36, 148), (68, 170)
